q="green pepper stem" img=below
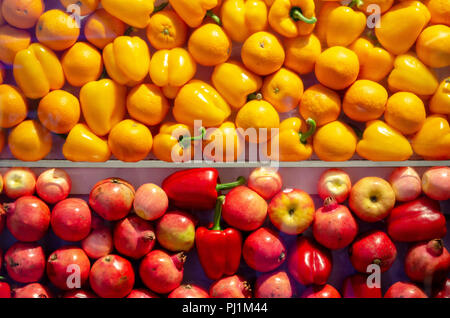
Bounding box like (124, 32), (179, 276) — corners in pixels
(216, 176), (246, 191)
(247, 92), (263, 101)
(124, 27), (134, 36)
(348, 0), (364, 8)
(178, 127), (206, 149)
(206, 10), (222, 26)
(299, 118), (317, 144)
(153, 2), (169, 14)
(290, 7), (317, 24)
(210, 195), (225, 231)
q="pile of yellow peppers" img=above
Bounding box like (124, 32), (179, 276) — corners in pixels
(0, 0), (448, 162)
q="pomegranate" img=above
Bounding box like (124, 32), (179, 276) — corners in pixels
(127, 289), (159, 298)
(404, 239), (450, 286)
(0, 281), (11, 298)
(243, 227), (287, 272)
(287, 236), (332, 286)
(89, 178), (135, 221)
(5, 242), (45, 283)
(312, 197), (358, 250)
(255, 270), (294, 298)
(4, 196), (50, 242)
(46, 247), (91, 291)
(349, 230), (397, 273)
(168, 284), (210, 298)
(114, 215), (156, 259)
(156, 210), (196, 252)
(36, 168), (72, 204)
(3, 168), (36, 199)
(342, 273), (382, 298)
(301, 284), (341, 298)
(248, 167), (283, 200)
(133, 183), (169, 221)
(13, 283), (52, 298)
(51, 198), (92, 242)
(81, 215), (113, 259)
(384, 282), (427, 298)
(433, 278), (450, 298)
(63, 289), (97, 298)
(209, 275), (252, 298)
(89, 254), (135, 298)
(139, 250), (185, 294)
(0, 205), (5, 234)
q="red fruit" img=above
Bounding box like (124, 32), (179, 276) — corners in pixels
(89, 178), (135, 221)
(349, 230), (397, 273)
(312, 197), (358, 250)
(5, 242), (45, 283)
(36, 168), (72, 204)
(133, 183), (169, 221)
(51, 198), (92, 242)
(209, 275), (252, 298)
(422, 166), (450, 201)
(46, 247), (91, 291)
(243, 227), (286, 272)
(156, 210), (196, 252)
(168, 284), (210, 298)
(433, 278), (450, 298)
(255, 270), (294, 298)
(342, 273), (382, 298)
(301, 284), (341, 298)
(387, 197), (446, 242)
(0, 281), (11, 298)
(222, 186), (268, 232)
(139, 250), (185, 294)
(114, 215), (156, 259)
(287, 236), (332, 286)
(248, 167), (283, 200)
(0, 205), (5, 234)
(384, 282), (427, 298)
(89, 254), (135, 298)
(4, 196), (50, 242)
(63, 289), (97, 298)
(3, 168), (36, 199)
(317, 168), (352, 203)
(13, 283), (52, 298)
(81, 216), (113, 259)
(127, 289), (159, 298)
(404, 239), (450, 286)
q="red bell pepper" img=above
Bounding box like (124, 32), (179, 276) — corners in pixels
(162, 168), (246, 210)
(195, 195), (242, 280)
(387, 196), (447, 242)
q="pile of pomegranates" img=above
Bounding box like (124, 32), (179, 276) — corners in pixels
(0, 165), (448, 299)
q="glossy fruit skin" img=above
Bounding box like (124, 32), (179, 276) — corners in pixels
(287, 236), (332, 286)
(63, 289), (97, 298)
(113, 215), (156, 259)
(209, 275), (252, 298)
(36, 168), (72, 204)
(255, 270), (294, 298)
(133, 183), (168, 221)
(313, 197), (358, 250)
(3, 167), (36, 199)
(51, 198), (92, 242)
(13, 283), (52, 298)
(5, 242), (45, 283)
(384, 282), (427, 298)
(349, 230), (397, 273)
(243, 227), (286, 272)
(89, 254), (135, 298)
(5, 196), (50, 242)
(248, 167), (283, 200)
(1, 0), (44, 29)
(126, 289), (159, 298)
(422, 166), (450, 201)
(388, 166), (422, 202)
(156, 210), (196, 252)
(89, 178), (135, 221)
(46, 247), (90, 291)
(317, 168), (351, 203)
(84, 8), (126, 49)
(0, 281), (11, 298)
(342, 273), (382, 298)
(139, 250), (185, 295)
(433, 278), (450, 298)
(387, 197), (447, 242)
(404, 239), (450, 286)
(168, 284), (210, 298)
(301, 284), (341, 298)
(81, 216), (113, 259)
(0, 84), (28, 128)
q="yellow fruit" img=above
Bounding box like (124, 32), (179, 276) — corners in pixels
(384, 92), (426, 135)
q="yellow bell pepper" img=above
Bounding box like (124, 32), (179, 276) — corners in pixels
(149, 48), (197, 99)
(388, 53), (438, 96)
(103, 36), (150, 86)
(430, 78), (450, 115)
(325, 3), (366, 47)
(63, 123), (111, 162)
(416, 24), (450, 68)
(211, 61), (262, 109)
(411, 115), (450, 160)
(315, 1), (339, 46)
(424, 0), (449, 26)
(268, 0), (317, 38)
(269, 117), (316, 161)
(152, 122), (198, 162)
(80, 79), (127, 137)
(169, 0), (220, 28)
(0, 63), (4, 84)
(356, 120), (413, 161)
(313, 120), (357, 161)
(375, 1), (430, 55)
(101, 0), (155, 28)
(173, 80), (231, 127)
(13, 43), (65, 99)
(203, 121), (243, 162)
(221, 0), (268, 43)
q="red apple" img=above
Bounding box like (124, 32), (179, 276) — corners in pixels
(114, 215), (156, 259)
(3, 168), (36, 199)
(422, 166), (450, 201)
(342, 273), (382, 298)
(255, 270), (294, 298)
(13, 283), (52, 298)
(81, 215), (113, 259)
(156, 210), (196, 252)
(268, 189), (315, 235)
(168, 284), (210, 298)
(51, 198), (92, 242)
(63, 289), (97, 298)
(36, 168), (71, 204)
(209, 275), (252, 298)
(384, 282), (427, 298)
(5, 242), (45, 283)
(248, 167), (283, 200)
(134, 183), (168, 221)
(301, 284), (341, 298)
(389, 167), (421, 202)
(349, 177), (395, 222)
(317, 169), (352, 203)
(222, 186), (268, 232)
(127, 289), (159, 298)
